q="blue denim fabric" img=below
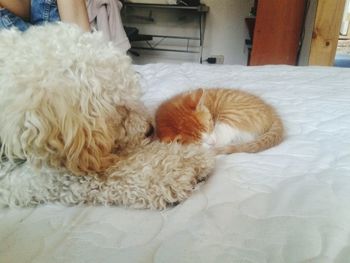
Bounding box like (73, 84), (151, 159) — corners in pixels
(0, 0), (60, 31)
(30, 0), (60, 25)
(0, 9), (29, 31)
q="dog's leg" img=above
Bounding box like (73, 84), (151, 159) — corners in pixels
(88, 142), (215, 209)
(0, 143), (214, 209)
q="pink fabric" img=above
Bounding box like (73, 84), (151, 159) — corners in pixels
(87, 0), (130, 52)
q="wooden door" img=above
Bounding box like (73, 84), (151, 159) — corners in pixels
(249, 0), (306, 65)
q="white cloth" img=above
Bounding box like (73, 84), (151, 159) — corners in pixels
(2, 64), (350, 263)
(87, 0), (130, 52)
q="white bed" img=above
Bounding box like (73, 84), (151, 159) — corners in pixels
(1, 63), (350, 263)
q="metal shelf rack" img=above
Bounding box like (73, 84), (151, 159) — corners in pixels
(122, 2), (209, 62)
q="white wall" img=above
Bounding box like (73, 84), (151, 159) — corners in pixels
(340, 0), (350, 35)
(123, 0), (254, 65)
(201, 0), (253, 65)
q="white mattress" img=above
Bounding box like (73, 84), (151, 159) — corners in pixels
(1, 64), (350, 263)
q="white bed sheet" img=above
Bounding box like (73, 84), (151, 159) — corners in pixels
(1, 64), (350, 263)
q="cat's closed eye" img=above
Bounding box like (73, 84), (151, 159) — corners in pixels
(175, 135), (182, 143)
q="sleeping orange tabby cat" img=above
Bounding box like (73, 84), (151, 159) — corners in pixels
(155, 88), (283, 154)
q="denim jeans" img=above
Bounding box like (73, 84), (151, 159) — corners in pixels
(30, 0), (60, 25)
(0, 0), (60, 31)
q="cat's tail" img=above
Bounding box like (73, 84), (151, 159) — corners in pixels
(214, 115), (284, 155)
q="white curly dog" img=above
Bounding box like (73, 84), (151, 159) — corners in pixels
(0, 23), (214, 209)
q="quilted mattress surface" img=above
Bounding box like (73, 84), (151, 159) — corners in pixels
(1, 64), (350, 263)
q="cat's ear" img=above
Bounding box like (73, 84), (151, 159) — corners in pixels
(189, 88), (205, 110)
(195, 88), (206, 111)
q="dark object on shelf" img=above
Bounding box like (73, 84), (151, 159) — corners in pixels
(245, 39), (252, 47)
(124, 26), (138, 39)
(206, 57), (217, 64)
(124, 26), (153, 56)
(124, 26), (153, 42)
(177, 0), (200, 6)
(245, 39), (253, 65)
(245, 17), (255, 40)
(249, 0), (258, 16)
(245, 17), (255, 65)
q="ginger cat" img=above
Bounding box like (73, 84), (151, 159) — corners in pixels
(155, 88), (284, 154)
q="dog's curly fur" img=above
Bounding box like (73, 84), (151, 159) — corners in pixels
(0, 23), (215, 209)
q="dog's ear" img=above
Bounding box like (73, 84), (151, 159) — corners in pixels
(16, 106), (119, 175)
(63, 122), (119, 175)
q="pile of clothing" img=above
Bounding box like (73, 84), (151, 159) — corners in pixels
(87, 0), (130, 52)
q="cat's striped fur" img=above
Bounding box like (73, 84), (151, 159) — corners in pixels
(155, 88), (284, 154)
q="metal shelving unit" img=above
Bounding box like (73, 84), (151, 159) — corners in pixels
(122, 2), (209, 62)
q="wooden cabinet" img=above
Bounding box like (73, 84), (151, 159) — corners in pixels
(248, 0), (306, 65)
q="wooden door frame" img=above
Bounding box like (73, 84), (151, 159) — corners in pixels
(308, 0), (346, 65)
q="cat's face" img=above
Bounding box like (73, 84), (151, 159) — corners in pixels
(179, 105), (214, 144)
(156, 89), (216, 146)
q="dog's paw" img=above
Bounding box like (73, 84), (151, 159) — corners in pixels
(144, 145), (215, 209)
(148, 152), (215, 209)
(101, 142), (215, 210)
(153, 173), (199, 209)
(105, 161), (206, 210)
